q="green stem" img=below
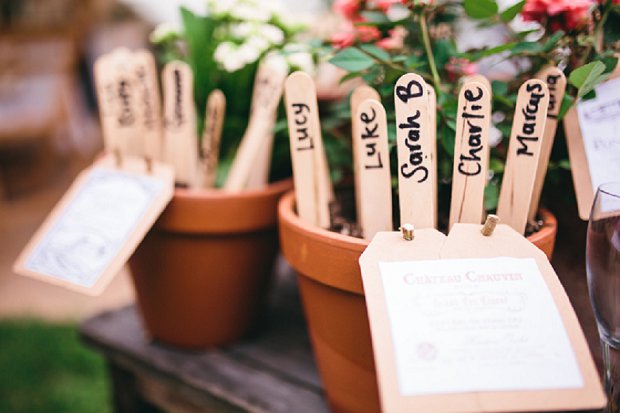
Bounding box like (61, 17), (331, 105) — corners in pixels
(419, 13), (441, 92)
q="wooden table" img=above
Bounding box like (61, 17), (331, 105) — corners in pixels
(79, 264), (328, 413)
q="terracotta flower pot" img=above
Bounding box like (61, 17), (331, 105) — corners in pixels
(278, 190), (558, 413)
(128, 179), (292, 349)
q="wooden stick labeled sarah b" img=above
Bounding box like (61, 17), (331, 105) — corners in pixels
(394, 73), (436, 229)
(224, 59), (288, 191)
(351, 85), (381, 219)
(449, 80), (491, 229)
(497, 79), (549, 234)
(284, 71), (332, 229)
(162, 60), (198, 187)
(199, 89), (226, 188)
(528, 67), (566, 222)
(354, 99), (393, 240)
(132, 50), (163, 165)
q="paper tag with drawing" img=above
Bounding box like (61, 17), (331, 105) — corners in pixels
(14, 154), (174, 295)
(577, 77), (620, 212)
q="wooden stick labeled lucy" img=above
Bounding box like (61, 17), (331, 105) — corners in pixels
(162, 60), (198, 187)
(394, 73), (436, 229)
(354, 99), (393, 240)
(497, 79), (549, 234)
(284, 71), (332, 228)
(449, 80), (491, 229)
(351, 85), (381, 219)
(528, 67), (566, 222)
(199, 89), (226, 188)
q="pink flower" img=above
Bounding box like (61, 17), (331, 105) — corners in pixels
(376, 26), (407, 50)
(356, 24), (381, 42)
(330, 19), (381, 48)
(521, 0), (595, 31)
(445, 57), (478, 81)
(331, 29), (356, 49)
(333, 0), (362, 20)
(375, 0), (407, 12)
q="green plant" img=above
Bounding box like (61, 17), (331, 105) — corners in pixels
(151, 0), (313, 185)
(319, 0), (620, 215)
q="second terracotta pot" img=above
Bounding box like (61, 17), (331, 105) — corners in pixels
(279, 190), (558, 413)
(129, 179), (291, 349)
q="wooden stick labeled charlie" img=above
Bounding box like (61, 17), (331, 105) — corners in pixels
(528, 67), (566, 222)
(354, 99), (393, 240)
(394, 73), (436, 228)
(284, 71), (332, 228)
(497, 79), (549, 234)
(162, 60), (198, 187)
(449, 80), (491, 229)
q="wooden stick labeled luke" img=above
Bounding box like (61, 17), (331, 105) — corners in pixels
(284, 71), (333, 229)
(394, 73), (436, 228)
(449, 79), (491, 229)
(162, 60), (198, 187)
(354, 99), (393, 240)
(497, 79), (549, 234)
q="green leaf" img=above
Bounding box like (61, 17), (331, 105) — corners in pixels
(464, 0), (499, 19)
(542, 31), (564, 52)
(360, 44), (391, 62)
(462, 42), (517, 60)
(601, 56), (619, 74)
(491, 80), (508, 96)
(569, 61), (607, 98)
(329, 47), (376, 72)
(484, 182), (499, 211)
(500, 0), (525, 22)
(510, 41), (543, 54)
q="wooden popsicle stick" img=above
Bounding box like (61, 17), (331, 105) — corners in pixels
(427, 84), (438, 229)
(132, 50), (163, 165)
(351, 85), (381, 220)
(284, 71), (331, 228)
(224, 60), (288, 191)
(199, 89), (226, 188)
(354, 99), (393, 240)
(465, 74), (492, 93)
(162, 60), (198, 187)
(394, 73), (436, 229)
(93, 53), (117, 153)
(497, 79), (549, 234)
(528, 67), (566, 222)
(449, 80), (492, 229)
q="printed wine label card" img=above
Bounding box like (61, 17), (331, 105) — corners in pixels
(14, 154), (174, 295)
(360, 223), (606, 413)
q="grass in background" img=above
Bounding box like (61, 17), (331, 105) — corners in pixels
(0, 320), (110, 413)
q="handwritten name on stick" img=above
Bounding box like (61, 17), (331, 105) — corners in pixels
(394, 73), (436, 228)
(133, 50), (163, 163)
(162, 61), (198, 187)
(351, 85), (381, 221)
(284, 72), (332, 228)
(497, 79), (549, 234)
(449, 81), (491, 229)
(354, 99), (393, 240)
(200, 89), (226, 188)
(528, 67), (566, 222)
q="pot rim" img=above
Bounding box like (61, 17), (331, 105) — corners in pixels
(155, 178), (293, 234)
(279, 189), (557, 293)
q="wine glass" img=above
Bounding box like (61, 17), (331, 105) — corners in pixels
(586, 181), (620, 413)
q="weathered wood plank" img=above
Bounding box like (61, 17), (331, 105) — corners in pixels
(80, 267), (328, 413)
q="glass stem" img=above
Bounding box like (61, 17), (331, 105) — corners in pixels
(603, 341), (620, 413)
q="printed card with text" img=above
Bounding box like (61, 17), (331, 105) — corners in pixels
(360, 223), (605, 413)
(14, 154), (174, 295)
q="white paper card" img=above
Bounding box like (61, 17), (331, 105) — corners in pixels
(23, 167), (165, 288)
(379, 257), (583, 396)
(577, 77), (620, 212)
